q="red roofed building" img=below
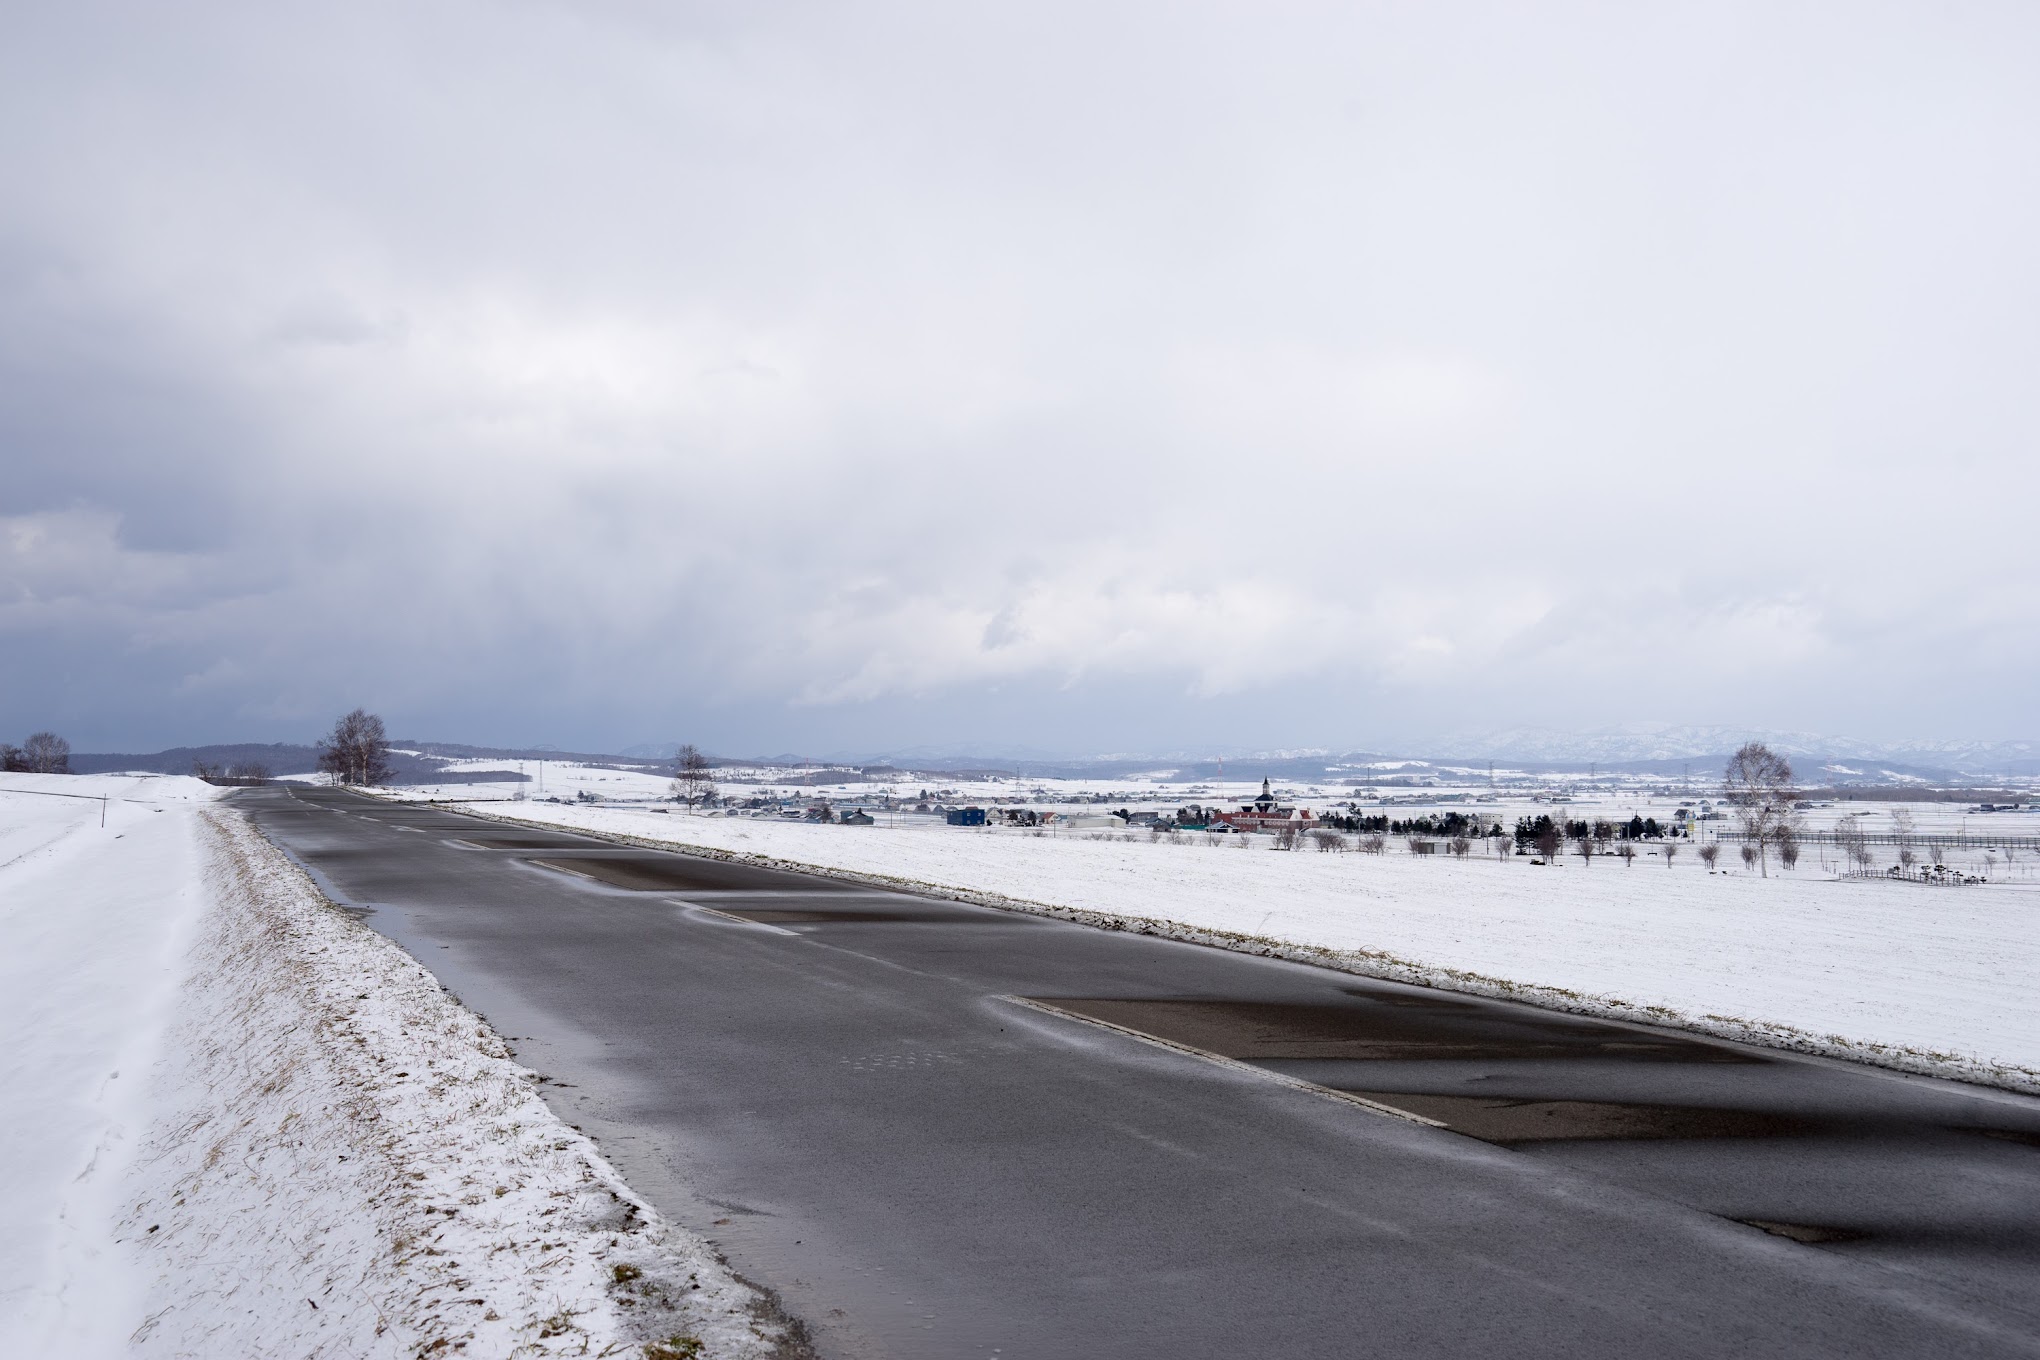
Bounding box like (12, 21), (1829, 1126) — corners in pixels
(1217, 779), (1315, 834)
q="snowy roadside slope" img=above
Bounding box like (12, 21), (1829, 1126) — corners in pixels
(2, 773), (797, 1359)
(0, 775), (215, 1355)
(444, 801), (2040, 1093)
(117, 808), (798, 1359)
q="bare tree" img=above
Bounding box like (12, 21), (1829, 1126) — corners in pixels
(1699, 842), (1721, 869)
(1535, 821), (1562, 861)
(1722, 741), (1798, 877)
(1310, 829), (1347, 853)
(1617, 842), (1636, 866)
(672, 744), (713, 805)
(21, 731), (71, 774)
(1889, 808), (1917, 861)
(0, 744), (21, 771)
(1662, 841), (1679, 868)
(1779, 833), (1800, 870)
(1494, 833), (1512, 861)
(317, 709), (393, 786)
(1573, 827), (1595, 865)
(229, 761), (272, 782)
(1449, 835), (1471, 859)
(1359, 833), (1386, 854)
(1836, 816), (1874, 871)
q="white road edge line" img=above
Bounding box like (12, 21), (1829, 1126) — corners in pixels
(680, 902), (801, 936)
(1001, 995), (1450, 1129)
(527, 858), (611, 884)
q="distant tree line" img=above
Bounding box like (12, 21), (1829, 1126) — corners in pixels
(1513, 814), (1677, 849)
(1322, 811), (1503, 837)
(192, 757), (273, 784)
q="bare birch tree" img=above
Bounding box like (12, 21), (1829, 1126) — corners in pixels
(1890, 808), (1918, 868)
(672, 744), (712, 805)
(1722, 741), (1797, 877)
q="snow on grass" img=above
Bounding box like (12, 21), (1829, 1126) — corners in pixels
(439, 798), (2040, 1094)
(1, 774), (794, 1359)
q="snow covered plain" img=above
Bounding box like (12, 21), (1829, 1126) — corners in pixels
(1, 773), (788, 1359)
(410, 788), (2040, 1094)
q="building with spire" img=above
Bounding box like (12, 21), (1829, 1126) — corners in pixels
(1218, 778), (1314, 834)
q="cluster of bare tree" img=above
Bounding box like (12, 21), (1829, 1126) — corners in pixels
(192, 758), (273, 784)
(317, 709), (393, 786)
(1504, 742), (1801, 873)
(1832, 808), (1956, 875)
(1, 731), (71, 773)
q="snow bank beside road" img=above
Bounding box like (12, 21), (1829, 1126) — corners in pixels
(2, 775), (790, 1358)
(446, 801), (2040, 1093)
(1, 775), (214, 1354)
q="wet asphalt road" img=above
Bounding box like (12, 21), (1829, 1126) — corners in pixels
(238, 787), (2040, 1359)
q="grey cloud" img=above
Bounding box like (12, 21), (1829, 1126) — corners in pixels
(2, 0), (2037, 753)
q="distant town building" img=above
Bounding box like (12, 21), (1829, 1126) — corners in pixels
(1216, 778), (1316, 834)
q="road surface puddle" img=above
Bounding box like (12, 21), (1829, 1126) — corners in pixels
(526, 854), (855, 893)
(711, 908), (991, 925)
(1332, 1091), (1819, 1143)
(1733, 1218), (1869, 1244)
(1030, 997), (1758, 1065)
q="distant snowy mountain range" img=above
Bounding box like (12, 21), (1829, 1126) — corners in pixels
(1430, 726), (2040, 773)
(820, 727), (2040, 782)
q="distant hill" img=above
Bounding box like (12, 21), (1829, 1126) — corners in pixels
(69, 743), (328, 776)
(66, 728), (2036, 790)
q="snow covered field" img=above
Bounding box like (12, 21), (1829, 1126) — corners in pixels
(1, 774), (784, 1358)
(420, 792), (2040, 1094)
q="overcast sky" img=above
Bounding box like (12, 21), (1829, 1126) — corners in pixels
(4, 1), (2037, 757)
